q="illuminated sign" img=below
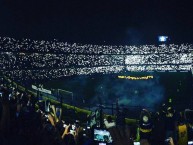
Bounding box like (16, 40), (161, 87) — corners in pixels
(118, 75), (154, 80)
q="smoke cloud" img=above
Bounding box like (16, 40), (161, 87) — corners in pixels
(90, 74), (165, 112)
(45, 73), (165, 112)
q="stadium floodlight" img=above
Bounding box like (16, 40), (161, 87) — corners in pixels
(158, 36), (168, 42)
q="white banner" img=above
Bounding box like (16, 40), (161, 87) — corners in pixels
(32, 85), (52, 94)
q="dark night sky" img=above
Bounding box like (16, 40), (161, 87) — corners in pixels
(0, 0), (193, 45)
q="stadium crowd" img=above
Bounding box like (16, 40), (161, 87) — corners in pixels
(0, 37), (192, 81)
(3, 66), (124, 81)
(0, 36), (193, 145)
(0, 80), (193, 145)
(0, 37), (192, 54)
(0, 52), (191, 70)
(0, 53), (125, 69)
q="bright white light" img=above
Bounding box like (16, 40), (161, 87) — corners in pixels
(188, 141), (193, 145)
(158, 36), (168, 42)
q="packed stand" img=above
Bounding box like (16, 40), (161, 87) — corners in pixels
(0, 37), (192, 81)
(0, 37), (193, 54)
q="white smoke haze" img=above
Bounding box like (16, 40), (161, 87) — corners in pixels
(90, 74), (165, 111)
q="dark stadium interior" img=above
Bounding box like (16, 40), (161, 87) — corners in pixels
(0, 0), (193, 145)
(43, 72), (193, 113)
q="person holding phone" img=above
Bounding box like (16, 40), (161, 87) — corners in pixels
(61, 123), (82, 145)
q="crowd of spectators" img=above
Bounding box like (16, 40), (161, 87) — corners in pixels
(0, 53), (125, 69)
(0, 52), (191, 71)
(0, 79), (193, 145)
(3, 66), (124, 81)
(0, 37), (192, 81)
(0, 81), (132, 145)
(125, 53), (192, 65)
(0, 36), (193, 145)
(0, 80), (132, 145)
(126, 64), (192, 72)
(0, 81), (90, 145)
(0, 37), (193, 54)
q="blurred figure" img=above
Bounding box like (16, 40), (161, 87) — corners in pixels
(164, 105), (178, 145)
(61, 124), (78, 145)
(116, 108), (126, 128)
(177, 112), (188, 145)
(151, 106), (166, 145)
(184, 109), (193, 143)
(108, 125), (131, 145)
(0, 86), (10, 135)
(140, 139), (151, 145)
(104, 116), (116, 129)
(139, 109), (153, 144)
(165, 137), (175, 145)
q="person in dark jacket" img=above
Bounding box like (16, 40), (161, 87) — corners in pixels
(164, 106), (178, 145)
(139, 109), (153, 144)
